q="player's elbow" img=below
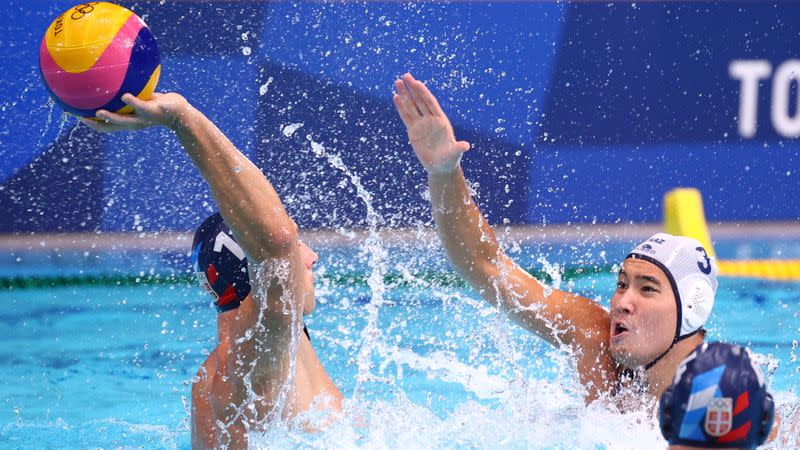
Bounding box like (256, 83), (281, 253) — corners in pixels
(268, 226), (299, 255)
(250, 222), (299, 260)
(468, 256), (503, 283)
(452, 258), (502, 300)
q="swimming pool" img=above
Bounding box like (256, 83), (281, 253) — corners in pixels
(1, 233), (798, 448)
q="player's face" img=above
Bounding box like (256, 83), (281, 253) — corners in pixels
(609, 258), (677, 368)
(299, 241), (318, 315)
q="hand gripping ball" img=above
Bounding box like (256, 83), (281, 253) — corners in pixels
(39, 2), (161, 118)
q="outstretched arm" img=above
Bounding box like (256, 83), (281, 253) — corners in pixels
(393, 74), (614, 397)
(83, 93), (297, 260)
(83, 94), (307, 393)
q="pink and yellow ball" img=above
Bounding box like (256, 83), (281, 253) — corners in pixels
(39, 2), (161, 118)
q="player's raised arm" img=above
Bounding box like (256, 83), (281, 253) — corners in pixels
(393, 74), (614, 395)
(83, 93), (307, 390)
(83, 93), (298, 261)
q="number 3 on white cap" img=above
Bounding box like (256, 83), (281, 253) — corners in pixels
(696, 247), (712, 275)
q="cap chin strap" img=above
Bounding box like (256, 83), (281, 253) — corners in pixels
(625, 253), (702, 372)
(643, 329), (702, 371)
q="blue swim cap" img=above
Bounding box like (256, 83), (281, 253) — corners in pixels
(659, 342), (775, 449)
(191, 213), (251, 313)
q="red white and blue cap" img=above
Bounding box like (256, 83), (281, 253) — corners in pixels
(659, 342), (775, 449)
(191, 213), (251, 313)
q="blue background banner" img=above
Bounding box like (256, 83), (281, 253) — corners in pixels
(1, 1), (798, 233)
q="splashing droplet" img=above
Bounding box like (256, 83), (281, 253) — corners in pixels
(282, 123), (304, 137)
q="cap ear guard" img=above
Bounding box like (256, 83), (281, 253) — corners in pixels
(758, 392), (775, 446)
(659, 384), (676, 441)
(679, 274), (715, 334)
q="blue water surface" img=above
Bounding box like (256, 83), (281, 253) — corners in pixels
(0, 242), (798, 448)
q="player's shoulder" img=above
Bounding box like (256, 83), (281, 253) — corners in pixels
(191, 364), (210, 400)
(190, 354), (229, 449)
(192, 349), (224, 397)
(192, 350), (238, 420)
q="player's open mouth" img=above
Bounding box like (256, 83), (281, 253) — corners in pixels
(612, 321), (630, 339)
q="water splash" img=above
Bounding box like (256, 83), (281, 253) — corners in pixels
(202, 257), (304, 442)
(248, 373), (671, 449)
(259, 76), (274, 96)
(771, 398), (800, 448)
(375, 343), (510, 400)
(306, 134), (387, 396)
(33, 98), (56, 151)
(67, 120), (82, 142)
(281, 122), (303, 137)
(56, 112), (71, 138)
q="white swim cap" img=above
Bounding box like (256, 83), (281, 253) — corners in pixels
(626, 233), (718, 340)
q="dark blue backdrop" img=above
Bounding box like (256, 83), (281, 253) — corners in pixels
(1, 1), (798, 233)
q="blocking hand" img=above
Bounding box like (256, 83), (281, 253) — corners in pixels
(393, 73), (470, 175)
(80, 92), (191, 132)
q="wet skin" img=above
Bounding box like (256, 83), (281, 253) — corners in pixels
(609, 258), (678, 369)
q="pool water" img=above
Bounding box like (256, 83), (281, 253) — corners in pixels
(1, 242), (799, 448)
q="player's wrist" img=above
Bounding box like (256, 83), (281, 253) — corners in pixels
(426, 161), (462, 178)
(165, 100), (199, 131)
(425, 150), (463, 176)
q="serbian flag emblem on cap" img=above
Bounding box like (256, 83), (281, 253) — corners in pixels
(704, 397), (733, 437)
